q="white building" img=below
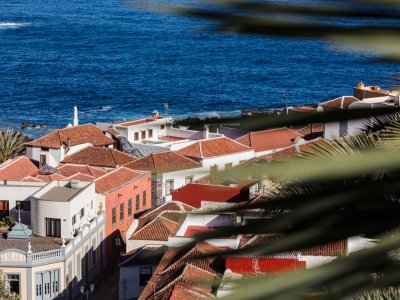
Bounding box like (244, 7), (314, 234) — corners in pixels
(25, 124), (114, 167)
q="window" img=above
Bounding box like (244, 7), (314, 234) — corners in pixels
(80, 207), (85, 218)
(210, 164), (218, 174)
(139, 267), (152, 286)
(165, 179), (174, 196)
(225, 163), (233, 170)
(134, 132), (139, 141)
(72, 215), (76, 225)
(128, 198), (132, 218)
(112, 207), (116, 227)
(16, 200), (31, 211)
(36, 270), (59, 299)
(0, 200), (9, 218)
(161, 125), (165, 130)
(120, 202), (124, 224)
(45, 218), (61, 238)
(136, 194), (140, 211)
(185, 176), (194, 185)
(148, 129), (153, 138)
(141, 131), (146, 139)
(40, 147), (49, 151)
(40, 154), (47, 167)
(142, 190), (147, 209)
(6, 274), (20, 296)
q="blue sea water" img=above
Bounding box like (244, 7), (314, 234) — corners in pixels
(0, 0), (399, 137)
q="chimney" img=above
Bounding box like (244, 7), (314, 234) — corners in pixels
(204, 126), (209, 139)
(73, 105), (79, 127)
(67, 138), (71, 148)
(70, 180), (80, 189)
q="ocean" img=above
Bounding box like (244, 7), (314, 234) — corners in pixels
(0, 0), (399, 138)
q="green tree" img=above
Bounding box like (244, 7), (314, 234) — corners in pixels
(0, 129), (27, 164)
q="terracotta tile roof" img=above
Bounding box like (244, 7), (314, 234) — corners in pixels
(170, 282), (215, 300)
(176, 137), (253, 159)
(259, 139), (324, 162)
(106, 127), (121, 136)
(290, 106), (318, 113)
(235, 128), (303, 153)
(94, 166), (144, 194)
(0, 156), (38, 180)
(56, 164), (107, 178)
(297, 124), (324, 136)
(184, 226), (214, 237)
(25, 123), (114, 148)
(35, 173), (66, 181)
(62, 146), (136, 168)
(65, 173), (95, 181)
(22, 176), (44, 182)
(155, 265), (217, 300)
(125, 151), (201, 173)
(130, 216), (178, 241)
(139, 242), (224, 300)
(319, 96), (360, 110)
(301, 240), (347, 257)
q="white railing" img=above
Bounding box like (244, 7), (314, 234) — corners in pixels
(32, 249), (61, 261)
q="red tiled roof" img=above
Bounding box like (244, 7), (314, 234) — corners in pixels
(170, 282), (215, 300)
(56, 164), (107, 178)
(139, 242), (224, 300)
(22, 176), (44, 182)
(0, 156), (38, 180)
(125, 151), (201, 173)
(290, 106), (318, 113)
(235, 128), (303, 153)
(106, 127), (120, 136)
(25, 124), (114, 148)
(130, 216), (178, 241)
(319, 96), (360, 110)
(65, 173), (95, 181)
(260, 139), (325, 162)
(184, 226), (214, 237)
(297, 124), (324, 136)
(94, 166), (144, 194)
(62, 146), (136, 168)
(176, 137), (253, 159)
(35, 173), (66, 181)
(171, 183), (246, 208)
(301, 240), (347, 257)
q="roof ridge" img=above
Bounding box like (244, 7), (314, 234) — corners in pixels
(131, 215), (176, 239)
(0, 155), (24, 170)
(155, 263), (216, 297)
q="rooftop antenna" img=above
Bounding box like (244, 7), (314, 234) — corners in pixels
(164, 103), (169, 116)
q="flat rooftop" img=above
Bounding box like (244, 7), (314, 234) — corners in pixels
(39, 186), (84, 202)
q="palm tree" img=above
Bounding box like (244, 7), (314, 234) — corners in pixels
(0, 129), (27, 163)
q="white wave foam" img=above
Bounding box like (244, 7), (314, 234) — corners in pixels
(0, 22), (31, 29)
(84, 105), (113, 114)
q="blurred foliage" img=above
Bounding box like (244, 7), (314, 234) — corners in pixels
(0, 129), (28, 163)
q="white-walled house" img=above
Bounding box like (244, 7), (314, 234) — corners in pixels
(30, 180), (97, 239)
(125, 151), (207, 206)
(176, 137), (255, 171)
(323, 95), (399, 139)
(25, 123), (114, 167)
